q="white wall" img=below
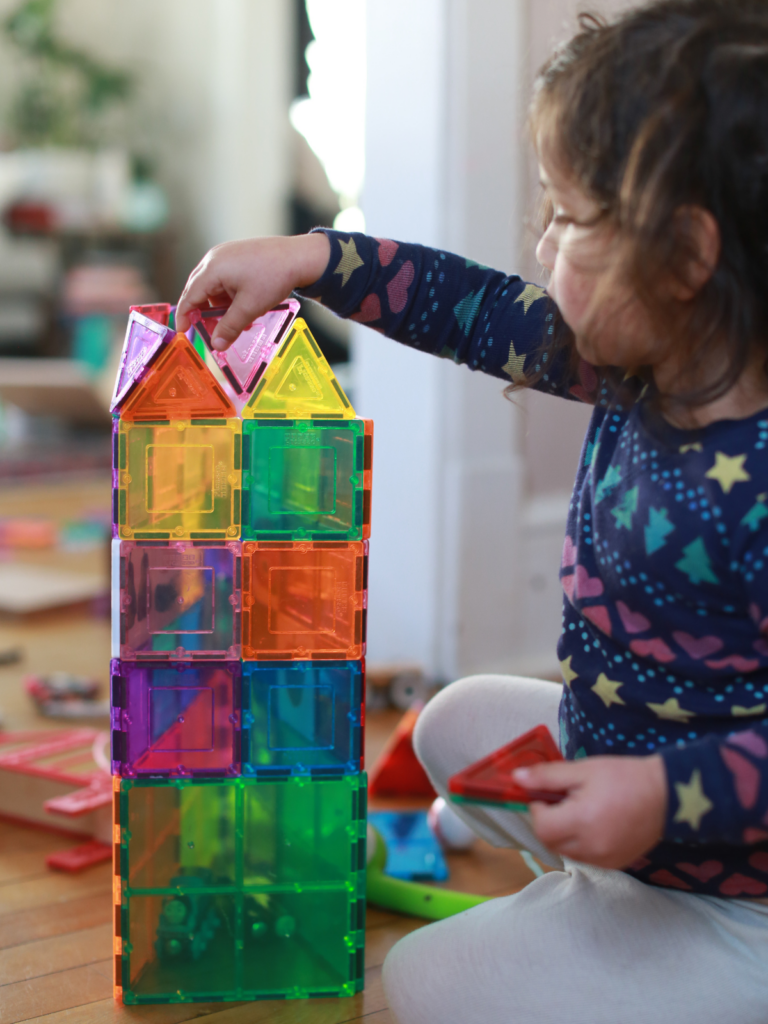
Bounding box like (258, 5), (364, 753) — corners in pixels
(355, 0), (531, 680)
(355, 0), (635, 682)
(353, 1), (447, 674)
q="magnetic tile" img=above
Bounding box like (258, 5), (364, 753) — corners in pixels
(113, 419), (241, 541)
(111, 660), (240, 777)
(192, 300), (299, 398)
(119, 334), (235, 422)
(242, 319), (355, 420)
(241, 660), (363, 776)
(241, 541), (367, 660)
(114, 774), (366, 1003)
(111, 309), (174, 413)
(114, 541), (240, 660)
(242, 419), (372, 540)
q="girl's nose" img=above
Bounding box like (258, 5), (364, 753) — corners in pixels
(536, 227), (556, 271)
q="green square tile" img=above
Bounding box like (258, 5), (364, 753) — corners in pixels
(117, 774), (366, 1003)
(242, 420), (370, 541)
(122, 892), (238, 1001)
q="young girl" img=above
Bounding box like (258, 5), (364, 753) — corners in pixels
(176, 1), (768, 1019)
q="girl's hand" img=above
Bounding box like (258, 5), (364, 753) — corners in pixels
(175, 233), (331, 350)
(513, 754), (667, 869)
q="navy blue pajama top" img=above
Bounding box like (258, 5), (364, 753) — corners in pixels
(302, 228), (768, 897)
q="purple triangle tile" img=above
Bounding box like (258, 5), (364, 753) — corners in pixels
(110, 310), (175, 413)
(191, 299), (300, 397)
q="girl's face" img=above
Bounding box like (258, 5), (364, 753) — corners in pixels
(536, 143), (768, 425)
(535, 150), (660, 372)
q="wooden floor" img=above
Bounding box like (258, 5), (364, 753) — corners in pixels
(0, 475), (541, 1024)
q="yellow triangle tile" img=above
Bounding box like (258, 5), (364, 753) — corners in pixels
(242, 318), (355, 419)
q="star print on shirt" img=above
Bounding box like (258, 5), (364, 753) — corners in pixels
(731, 704), (767, 716)
(514, 283), (547, 314)
(674, 770), (713, 830)
(502, 340), (526, 383)
(591, 673), (626, 708)
(560, 656), (578, 687)
(647, 697), (695, 723)
(705, 452), (750, 494)
(333, 237), (365, 287)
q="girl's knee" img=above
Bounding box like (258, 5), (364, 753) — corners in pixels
(413, 673), (558, 778)
(412, 674), (485, 774)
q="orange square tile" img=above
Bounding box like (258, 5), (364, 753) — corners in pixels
(242, 541), (367, 660)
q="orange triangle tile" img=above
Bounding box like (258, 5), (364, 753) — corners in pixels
(119, 333), (236, 421)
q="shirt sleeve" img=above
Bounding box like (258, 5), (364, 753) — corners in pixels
(298, 228), (604, 403)
(660, 508), (768, 846)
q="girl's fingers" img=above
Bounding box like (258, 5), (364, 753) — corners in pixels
(176, 272), (219, 331)
(513, 759), (586, 792)
(210, 294), (262, 351)
(176, 254), (230, 328)
(528, 799), (582, 849)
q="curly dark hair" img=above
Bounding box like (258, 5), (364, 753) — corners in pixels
(521, 0), (768, 417)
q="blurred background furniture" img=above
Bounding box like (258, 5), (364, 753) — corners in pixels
(0, 0), (633, 693)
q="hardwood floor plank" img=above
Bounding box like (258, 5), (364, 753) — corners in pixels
(364, 906), (401, 930)
(22, 970), (389, 1024)
(0, 960), (113, 1024)
(0, 892), (111, 951)
(364, 709), (403, 768)
(365, 918), (424, 969)
(0, 826), (75, 885)
(16, 1000), (218, 1024)
(0, 923), (112, 986)
(0, 869), (50, 891)
(442, 843), (536, 895)
(0, 865), (111, 917)
(14, 964), (389, 1024)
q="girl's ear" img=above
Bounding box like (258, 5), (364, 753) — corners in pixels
(670, 205), (721, 300)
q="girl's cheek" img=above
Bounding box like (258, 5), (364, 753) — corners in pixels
(552, 262), (593, 331)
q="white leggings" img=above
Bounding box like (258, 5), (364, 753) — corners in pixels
(382, 675), (768, 1024)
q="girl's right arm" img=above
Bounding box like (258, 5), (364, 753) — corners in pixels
(177, 229), (599, 404)
(176, 233), (331, 348)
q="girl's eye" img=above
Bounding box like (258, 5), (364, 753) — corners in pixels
(553, 213), (574, 227)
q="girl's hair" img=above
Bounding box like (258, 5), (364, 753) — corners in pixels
(523, 0), (768, 415)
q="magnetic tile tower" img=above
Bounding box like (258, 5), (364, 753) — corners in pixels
(109, 301), (371, 1004)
